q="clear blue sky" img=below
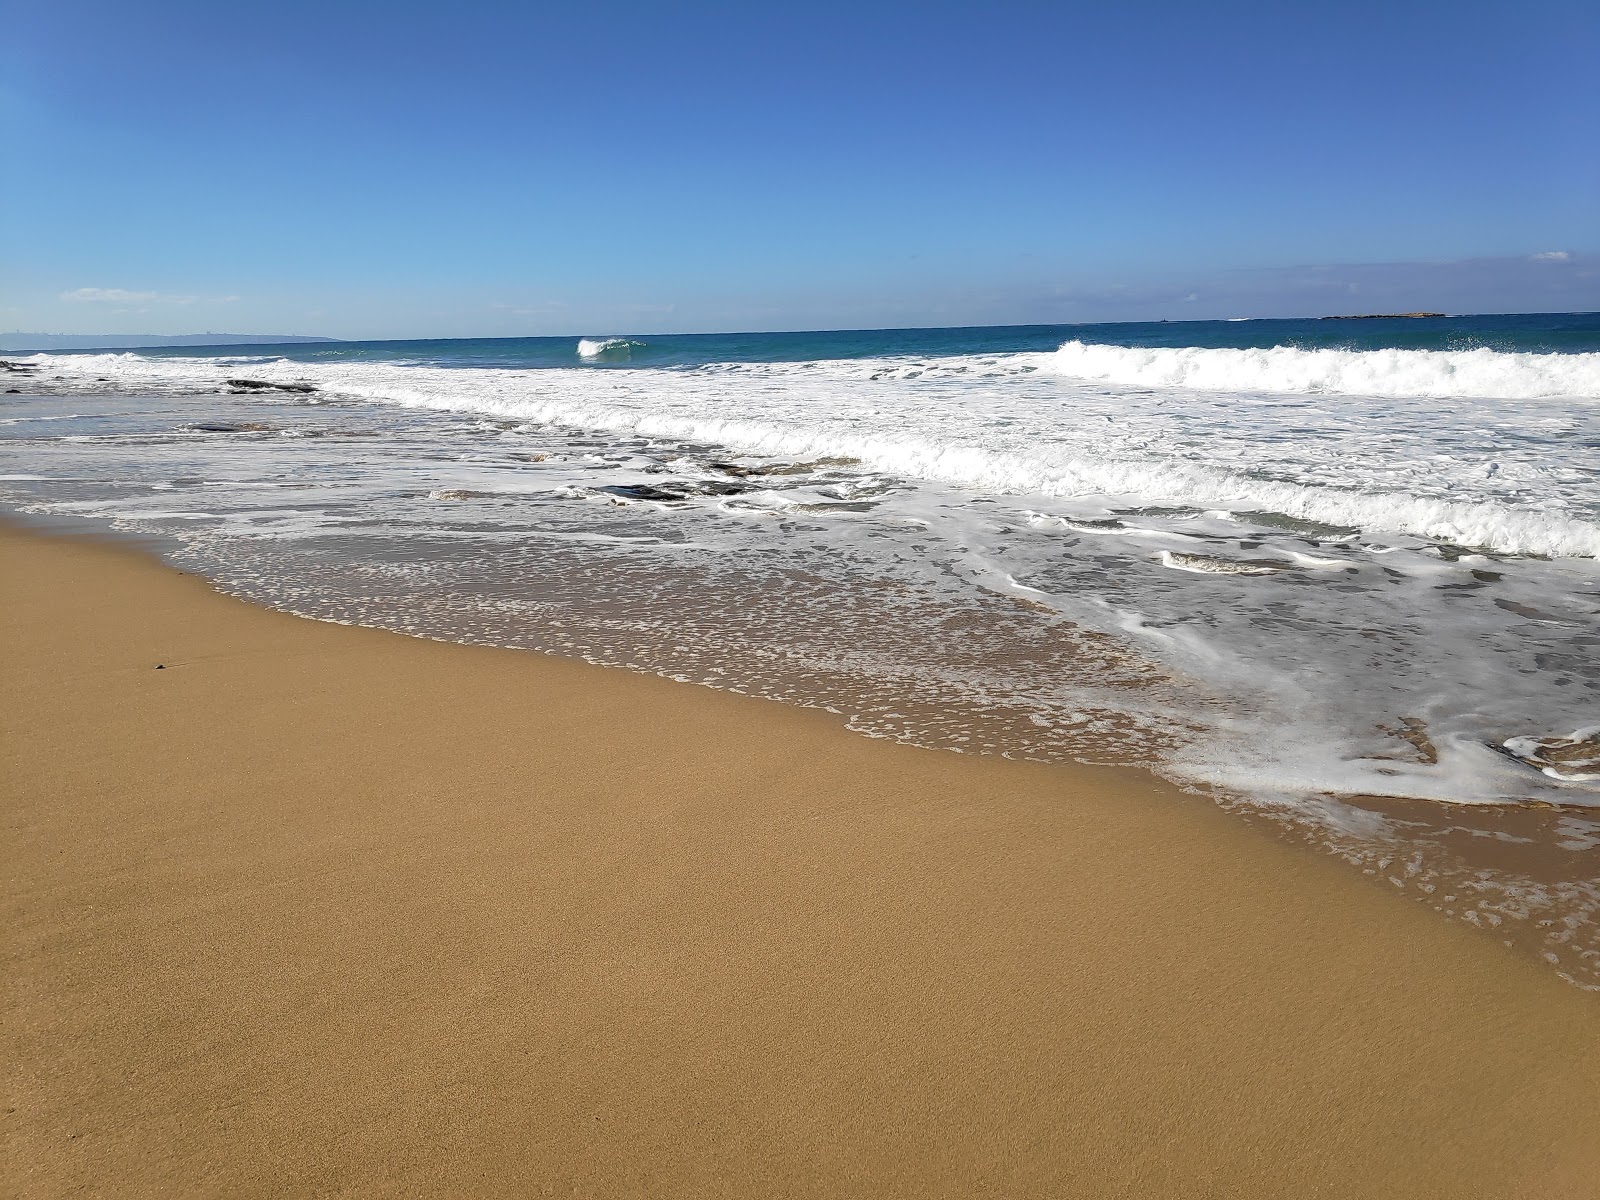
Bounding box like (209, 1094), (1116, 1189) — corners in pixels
(3, 0), (1596, 337)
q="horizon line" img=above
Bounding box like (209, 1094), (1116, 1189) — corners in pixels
(7, 308), (1598, 353)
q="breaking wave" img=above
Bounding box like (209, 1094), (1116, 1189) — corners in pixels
(577, 337), (643, 361)
(1045, 340), (1600, 400)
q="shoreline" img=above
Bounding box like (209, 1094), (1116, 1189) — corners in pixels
(5, 520), (1600, 1195)
(9, 482), (1595, 993)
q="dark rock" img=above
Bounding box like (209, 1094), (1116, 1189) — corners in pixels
(600, 484), (688, 502)
(4, 388), (18, 394)
(155, 664), (165, 670)
(225, 378), (317, 393)
(602, 478), (755, 501)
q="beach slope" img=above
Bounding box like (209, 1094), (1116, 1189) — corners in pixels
(3, 524), (1597, 1197)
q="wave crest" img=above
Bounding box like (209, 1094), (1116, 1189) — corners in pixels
(577, 337), (643, 361)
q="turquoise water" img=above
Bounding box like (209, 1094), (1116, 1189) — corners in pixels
(110, 311), (1600, 370)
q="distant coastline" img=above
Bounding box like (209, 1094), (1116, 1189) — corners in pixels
(1318, 312), (1446, 320)
(0, 333), (337, 352)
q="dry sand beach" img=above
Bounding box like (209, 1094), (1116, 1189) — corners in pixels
(5, 520), (1600, 1198)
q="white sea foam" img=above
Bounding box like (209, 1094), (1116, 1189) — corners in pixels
(20, 348), (1600, 558)
(1044, 340), (1600, 399)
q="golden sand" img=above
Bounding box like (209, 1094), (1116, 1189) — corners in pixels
(4, 523), (1598, 1197)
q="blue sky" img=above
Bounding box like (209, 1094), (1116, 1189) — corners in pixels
(3, 0), (1596, 337)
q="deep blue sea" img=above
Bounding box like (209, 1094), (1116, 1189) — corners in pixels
(118, 311), (1600, 370)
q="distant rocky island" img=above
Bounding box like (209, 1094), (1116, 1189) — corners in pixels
(1318, 313), (1445, 320)
(0, 333), (337, 352)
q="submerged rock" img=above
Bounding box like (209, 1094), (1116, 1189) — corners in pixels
(1377, 716), (1439, 765)
(708, 457), (863, 478)
(601, 479), (756, 502)
(225, 378), (316, 394)
(600, 484), (691, 502)
(1159, 550), (1286, 576)
(1502, 729), (1600, 781)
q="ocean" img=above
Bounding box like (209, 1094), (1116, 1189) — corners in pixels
(3, 312), (1598, 985)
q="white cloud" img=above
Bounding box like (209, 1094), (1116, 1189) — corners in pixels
(60, 287), (239, 305)
(63, 287), (163, 303)
(1530, 250), (1571, 262)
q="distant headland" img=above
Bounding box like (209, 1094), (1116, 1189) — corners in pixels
(1318, 313), (1446, 320)
(0, 333), (337, 352)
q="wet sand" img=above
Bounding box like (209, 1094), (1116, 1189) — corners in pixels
(4, 521), (1599, 1197)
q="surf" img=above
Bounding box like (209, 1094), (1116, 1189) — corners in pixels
(1044, 339), (1600, 400)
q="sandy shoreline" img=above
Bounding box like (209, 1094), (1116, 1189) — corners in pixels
(4, 521), (1599, 1197)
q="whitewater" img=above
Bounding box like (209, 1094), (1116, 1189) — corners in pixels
(1047, 338), (1600, 400)
(26, 339), (1600, 559)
